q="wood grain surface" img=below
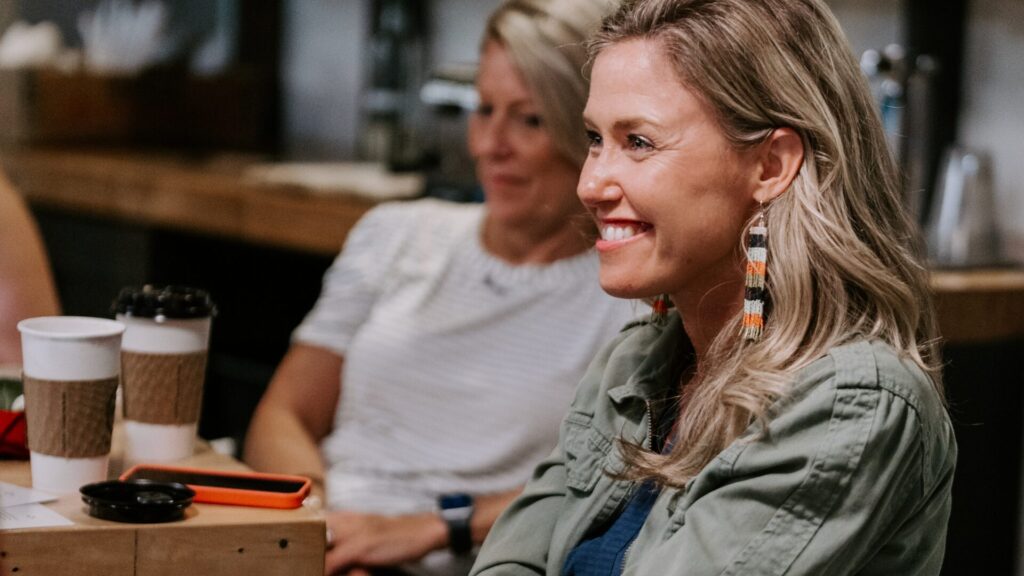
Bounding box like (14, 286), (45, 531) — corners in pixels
(0, 426), (325, 576)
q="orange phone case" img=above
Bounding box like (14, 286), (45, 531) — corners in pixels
(120, 464), (311, 509)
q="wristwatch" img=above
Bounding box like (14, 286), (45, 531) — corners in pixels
(438, 493), (474, 554)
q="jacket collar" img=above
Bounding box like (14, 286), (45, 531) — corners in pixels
(607, 313), (693, 405)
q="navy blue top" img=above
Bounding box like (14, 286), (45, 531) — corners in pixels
(562, 480), (661, 576)
(563, 398), (678, 576)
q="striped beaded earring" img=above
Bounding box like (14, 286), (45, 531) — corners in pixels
(741, 207), (768, 341)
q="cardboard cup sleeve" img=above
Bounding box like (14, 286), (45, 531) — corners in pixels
(121, 351), (207, 425)
(23, 375), (118, 458)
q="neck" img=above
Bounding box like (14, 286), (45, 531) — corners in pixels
(481, 213), (591, 265)
(671, 275), (746, 367)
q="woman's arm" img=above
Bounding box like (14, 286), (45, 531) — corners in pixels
(323, 488), (523, 575)
(243, 343), (342, 494)
(0, 172), (60, 364)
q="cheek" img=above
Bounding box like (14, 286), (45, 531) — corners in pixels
(541, 160), (583, 206)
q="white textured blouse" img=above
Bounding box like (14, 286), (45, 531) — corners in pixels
(294, 199), (640, 519)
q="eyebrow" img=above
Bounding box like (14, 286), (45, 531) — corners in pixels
(477, 95), (538, 112)
(582, 115), (663, 131)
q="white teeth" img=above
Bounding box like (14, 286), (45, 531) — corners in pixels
(602, 225), (637, 241)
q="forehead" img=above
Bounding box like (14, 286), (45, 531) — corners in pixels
(585, 39), (702, 121)
(476, 40), (533, 100)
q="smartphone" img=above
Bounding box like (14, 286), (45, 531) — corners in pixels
(120, 464), (311, 509)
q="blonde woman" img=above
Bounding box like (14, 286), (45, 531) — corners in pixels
(472, 0), (956, 575)
(244, 1), (629, 575)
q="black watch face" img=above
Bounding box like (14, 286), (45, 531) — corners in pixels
(439, 493), (472, 509)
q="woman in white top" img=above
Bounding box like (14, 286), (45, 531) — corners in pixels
(244, 1), (630, 575)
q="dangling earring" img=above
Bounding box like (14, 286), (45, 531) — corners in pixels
(741, 206), (768, 341)
(651, 294), (671, 323)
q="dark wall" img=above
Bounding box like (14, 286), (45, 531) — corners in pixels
(33, 206), (333, 456)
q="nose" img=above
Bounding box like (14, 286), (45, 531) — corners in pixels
(468, 114), (512, 160)
(577, 154), (621, 208)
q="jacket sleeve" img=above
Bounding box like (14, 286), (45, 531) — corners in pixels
(470, 444), (569, 575)
(471, 322), (646, 576)
(628, 345), (956, 576)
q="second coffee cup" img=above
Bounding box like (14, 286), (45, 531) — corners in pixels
(114, 285), (215, 466)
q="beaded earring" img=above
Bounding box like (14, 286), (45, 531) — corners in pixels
(651, 294), (671, 322)
(741, 208), (768, 341)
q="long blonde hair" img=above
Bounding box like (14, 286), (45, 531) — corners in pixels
(484, 0), (619, 167)
(592, 0), (943, 486)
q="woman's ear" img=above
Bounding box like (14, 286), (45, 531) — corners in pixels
(753, 127), (804, 204)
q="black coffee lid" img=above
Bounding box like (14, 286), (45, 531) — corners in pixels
(113, 285), (216, 321)
(81, 479), (195, 523)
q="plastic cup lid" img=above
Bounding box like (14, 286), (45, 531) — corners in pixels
(112, 285), (216, 321)
(80, 479), (195, 523)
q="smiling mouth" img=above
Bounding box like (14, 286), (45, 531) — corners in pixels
(599, 222), (652, 242)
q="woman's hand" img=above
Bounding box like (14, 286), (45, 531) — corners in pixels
(324, 510), (448, 576)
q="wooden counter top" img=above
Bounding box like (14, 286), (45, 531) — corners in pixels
(932, 268), (1024, 344)
(0, 428), (325, 576)
(0, 147), (384, 256)
(1, 148), (1022, 345)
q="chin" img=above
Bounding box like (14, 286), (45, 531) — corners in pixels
(598, 276), (653, 300)
(485, 201), (532, 225)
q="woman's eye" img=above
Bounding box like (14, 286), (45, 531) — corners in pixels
(476, 104), (494, 117)
(586, 130), (602, 148)
(627, 134), (654, 151)
(521, 114), (543, 128)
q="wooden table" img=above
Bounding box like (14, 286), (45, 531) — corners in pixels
(0, 433), (325, 576)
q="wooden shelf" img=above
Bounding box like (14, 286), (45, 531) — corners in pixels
(0, 148), (382, 256)
(931, 268), (1024, 344)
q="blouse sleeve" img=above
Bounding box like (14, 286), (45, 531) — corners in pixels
(629, 342), (956, 576)
(291, 202), (413, 355)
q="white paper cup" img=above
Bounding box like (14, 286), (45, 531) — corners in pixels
(118, 314), (211, 465)
(18, 316), (124, 493)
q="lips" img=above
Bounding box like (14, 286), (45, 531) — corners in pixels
(595, 220), (651, 250)
(483, 171), (529, 187)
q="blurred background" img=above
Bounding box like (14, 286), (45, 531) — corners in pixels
(0, 1), (1022, 573)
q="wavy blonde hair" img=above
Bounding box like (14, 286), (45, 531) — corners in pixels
(592, 0), (943, 487)
(484, 0), (619, 167)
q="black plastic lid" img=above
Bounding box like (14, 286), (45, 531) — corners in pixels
(112, 285), (216, 320)
(80, 479), (195, 523)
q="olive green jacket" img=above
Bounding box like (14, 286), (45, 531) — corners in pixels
(471, 314), (956, 576)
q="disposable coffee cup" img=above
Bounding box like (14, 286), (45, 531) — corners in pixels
(114, 286), (215, 466)
(18, 316), (125, 493)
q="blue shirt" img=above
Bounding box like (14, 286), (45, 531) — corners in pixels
(563, 480), (660, 576)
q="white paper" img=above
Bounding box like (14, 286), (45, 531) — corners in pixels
(0, 503), (73, 529)
(245, 162), (425, 200)
(0, 481), (58, 508)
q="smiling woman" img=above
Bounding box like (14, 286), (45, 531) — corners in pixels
(579, 38), (767, 310)
(469, 39), (586, 261)
(472, 1), (956, 575)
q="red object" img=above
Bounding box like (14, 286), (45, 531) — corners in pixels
(0, 410), (29, 459)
